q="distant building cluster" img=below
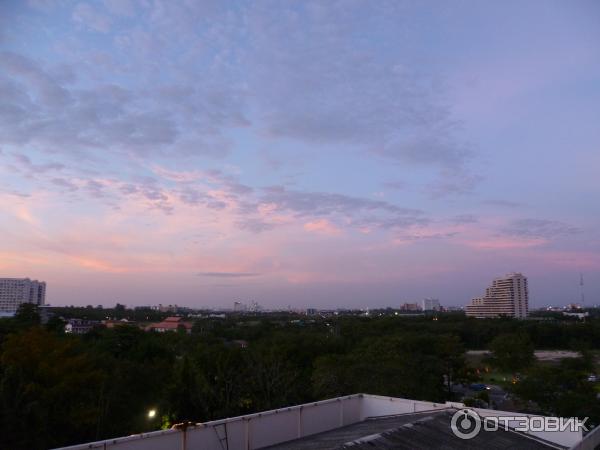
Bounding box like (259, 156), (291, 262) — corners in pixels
(465, 273), (529, 319)
(0, 277), (46, 317)
(303, 301), (446, 317)
(1, 273), (554, 324)
(153, 304), (179, 313)
(396, 299), (443, 313)
(544, 303), (590, 320)
(233, 300), (262, 313)
(547, 303), (585, 312)
(63, 316), (196, 335)
(399, 302), (421, 312)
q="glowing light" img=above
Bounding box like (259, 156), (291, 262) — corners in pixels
(148, 409), (157, 419)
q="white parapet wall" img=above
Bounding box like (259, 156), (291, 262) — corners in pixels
(56, 395), (365, 450)
(360, 394), (450, 419)
(55, 394), (584, 450)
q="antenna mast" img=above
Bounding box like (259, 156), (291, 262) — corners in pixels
(580, 273), (585, 306)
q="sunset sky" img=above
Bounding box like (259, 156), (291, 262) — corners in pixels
(1, 0), (599, 308)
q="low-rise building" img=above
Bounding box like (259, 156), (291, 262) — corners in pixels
(563, 311), (589, 320)
(400, 302), (421, 312)
(102, 318), (136, 328)
(146, 316), (193, 334)
(65, 318), (100, 334)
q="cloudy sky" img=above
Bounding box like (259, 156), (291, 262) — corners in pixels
(1, 0), (599, 308)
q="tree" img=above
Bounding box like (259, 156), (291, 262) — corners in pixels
(164, 356), (208, 424)
(312, 354), (355, 398)
(114, 303), (127, 319)
(312, 334), (448, 403)
(247, 343), (300, 411)
(45, 316), (66, 334)
(0, 329), (104, 449)
(489, 333), (534, 373)
(436, 334), (468, 396)
(511, 357), (600, 426)
(14, 303), (40, 329)
(0, 312), (597, 448)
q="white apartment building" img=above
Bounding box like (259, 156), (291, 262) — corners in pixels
(422, 298), (441, 311)
(0, 277), (46, 317)
(465, 273), (528, 319)
(233, 301), (248, 312)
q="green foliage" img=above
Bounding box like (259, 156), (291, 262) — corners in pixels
(463, 397), (476, 407)
(164, 356), (208, 422)
(511, 356), (600, 425)
(14, 303), (41, 329)
(45, 315), (66, 333)
(0, 310), (599, 449)
(475, 390), (490, 404)
(0, 329), (103, 449)
(489, 333), (535, 373)
(313, 334), (461, 403)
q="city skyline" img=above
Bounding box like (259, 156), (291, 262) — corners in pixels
(1, 271), (592, 311)
(1, 1), (599, 308)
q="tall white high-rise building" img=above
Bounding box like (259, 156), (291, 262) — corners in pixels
(422, 298), (441, 311)
(465, 273), (528, 318)
(233, 301), (248, 312)
(0, 278), (46, 316)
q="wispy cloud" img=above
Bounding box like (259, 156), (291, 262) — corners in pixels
(0, 0), (598, 306)
(503, 219), (581, 240)
(197, 272), (261, 278)
(483, 199), (523, 208)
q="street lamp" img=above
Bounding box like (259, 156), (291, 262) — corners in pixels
(147, 409), (157, 419)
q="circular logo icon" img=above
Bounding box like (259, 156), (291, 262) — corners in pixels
(451, 408), (482, 440)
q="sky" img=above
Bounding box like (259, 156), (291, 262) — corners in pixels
(0, 0), (599, 309)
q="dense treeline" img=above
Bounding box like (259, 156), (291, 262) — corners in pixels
(0, 306), (598, 449)
(333, 314), (600, 350)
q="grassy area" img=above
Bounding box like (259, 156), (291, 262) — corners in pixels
(480, 370), (514, 388)
(464, 351), (487, 368)
(464, 352), (514, 388)
(591, 350), (600, 373)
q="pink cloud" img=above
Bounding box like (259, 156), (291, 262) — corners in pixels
(303, 219), (341, 235)
(540, 250), (600, 270)
(150, 165), (205, 182)
(467, 237), (546, 250)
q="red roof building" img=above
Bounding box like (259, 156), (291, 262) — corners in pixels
(146, 316), (193, 334)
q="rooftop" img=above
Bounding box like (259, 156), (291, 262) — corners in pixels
(264, 409), (560, 450)
(56, 394), (595, 450)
